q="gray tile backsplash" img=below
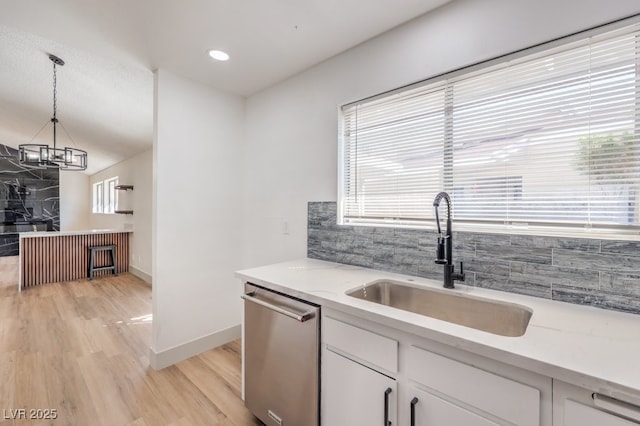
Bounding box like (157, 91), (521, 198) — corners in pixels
(307, 202), (640, 315)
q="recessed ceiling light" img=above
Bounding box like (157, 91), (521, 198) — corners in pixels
(208, 50), (229, 61)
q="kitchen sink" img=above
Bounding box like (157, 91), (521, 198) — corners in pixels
(345, 280), (532, 337)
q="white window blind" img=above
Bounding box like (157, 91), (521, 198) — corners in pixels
(342, 83), (445, 222)
(340, 21), (640, 231)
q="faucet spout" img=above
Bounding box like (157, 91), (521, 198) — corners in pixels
(433, 191), (465, 289)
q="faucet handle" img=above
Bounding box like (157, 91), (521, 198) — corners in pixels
(435, 237), (446, 264)
(458, 261), (466, 281)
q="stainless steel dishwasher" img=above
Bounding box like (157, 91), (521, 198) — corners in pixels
(242, 282), (320, 426)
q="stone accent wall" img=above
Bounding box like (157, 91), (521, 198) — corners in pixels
(308, 202), (640, 314)
(0, 144), (60, 256)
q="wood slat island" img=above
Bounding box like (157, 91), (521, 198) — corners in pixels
(19, 229), (131, 290)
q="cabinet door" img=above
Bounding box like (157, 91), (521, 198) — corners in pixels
(554, 380), (640, 426)
(407, 386), (499, 426)
(322, 348), (397, 426)
(564, 400), (639, 426)
(408, 346), (541, 426)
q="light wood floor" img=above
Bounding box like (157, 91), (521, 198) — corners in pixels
(0, 263), (261, 426)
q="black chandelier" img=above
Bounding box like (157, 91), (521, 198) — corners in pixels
(18, 54), (87, 171)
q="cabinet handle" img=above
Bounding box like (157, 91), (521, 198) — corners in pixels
(593, 393), (640, 422)
(410, 397), (419, 426)
(241, 291), (315, 322)
(384, 387), (392, 426)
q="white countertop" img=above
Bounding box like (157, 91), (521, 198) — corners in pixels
(20, 229), (132, 238)
(237, 258), (640, 405)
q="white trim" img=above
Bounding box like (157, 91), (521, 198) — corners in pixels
(149, 324), (241, 370)
(129, 265), (152, 285)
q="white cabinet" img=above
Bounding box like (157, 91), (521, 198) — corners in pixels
(564, 400), (638, 426)
(554, 380), (640, 426)
(322, 348), (397, 426)
(322, 317), (398, 426)
(407, 346), (541, 426)
(407, 386), (499, 426)
(323, 316), (398, 373)
(321, 310), (552, 426)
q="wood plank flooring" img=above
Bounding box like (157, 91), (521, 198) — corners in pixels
(0, 265), (261, 426)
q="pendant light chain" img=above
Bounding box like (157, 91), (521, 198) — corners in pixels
(52, 59), (58, 151)
(52, 60), (57, 122)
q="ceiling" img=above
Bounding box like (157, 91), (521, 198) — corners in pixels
(0, 0), (451, 174)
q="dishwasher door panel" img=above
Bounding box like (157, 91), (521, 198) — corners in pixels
(244, 283), (319, 426)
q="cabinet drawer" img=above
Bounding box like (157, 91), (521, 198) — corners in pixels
(408, 346), (539, 426)
(323, 316), (398, 373)
(564, 400), (639, 426)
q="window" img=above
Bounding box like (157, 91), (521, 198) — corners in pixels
(339, 20), (640, 233)
(92, 177), (118, 214)
(104, 177), (118, 214)
(92, 182), (103, 213)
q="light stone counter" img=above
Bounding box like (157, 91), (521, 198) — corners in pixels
(237, 257), (640, 406)
(20, 228), (132, 238)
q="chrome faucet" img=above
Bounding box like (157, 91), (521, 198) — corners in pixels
(433, 191), (465, 289)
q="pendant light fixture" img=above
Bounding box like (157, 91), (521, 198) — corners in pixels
(18, 54), (87, 171)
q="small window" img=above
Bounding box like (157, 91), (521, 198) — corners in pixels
(92, 182), (103, 213)
(104, 177), (118, 214)
(92, 177), (118, 214)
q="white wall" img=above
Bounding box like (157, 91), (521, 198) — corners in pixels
(241, 0), (640, 268)
(145, 0), (640, 368)
(89, 148), (153, 281)
(152, 69), (245, 368)
(59, 171), (90, 230)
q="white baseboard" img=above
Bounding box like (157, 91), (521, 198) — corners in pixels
(149, 324), (241, 370)
(129, 265), (152, 285)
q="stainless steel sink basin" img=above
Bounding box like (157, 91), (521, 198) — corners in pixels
(346, 280), (532, 337)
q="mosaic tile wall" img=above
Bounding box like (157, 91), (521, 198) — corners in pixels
(308, 202), (640, 314)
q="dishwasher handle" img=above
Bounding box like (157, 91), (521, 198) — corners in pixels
(241, 291), (316, 322)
